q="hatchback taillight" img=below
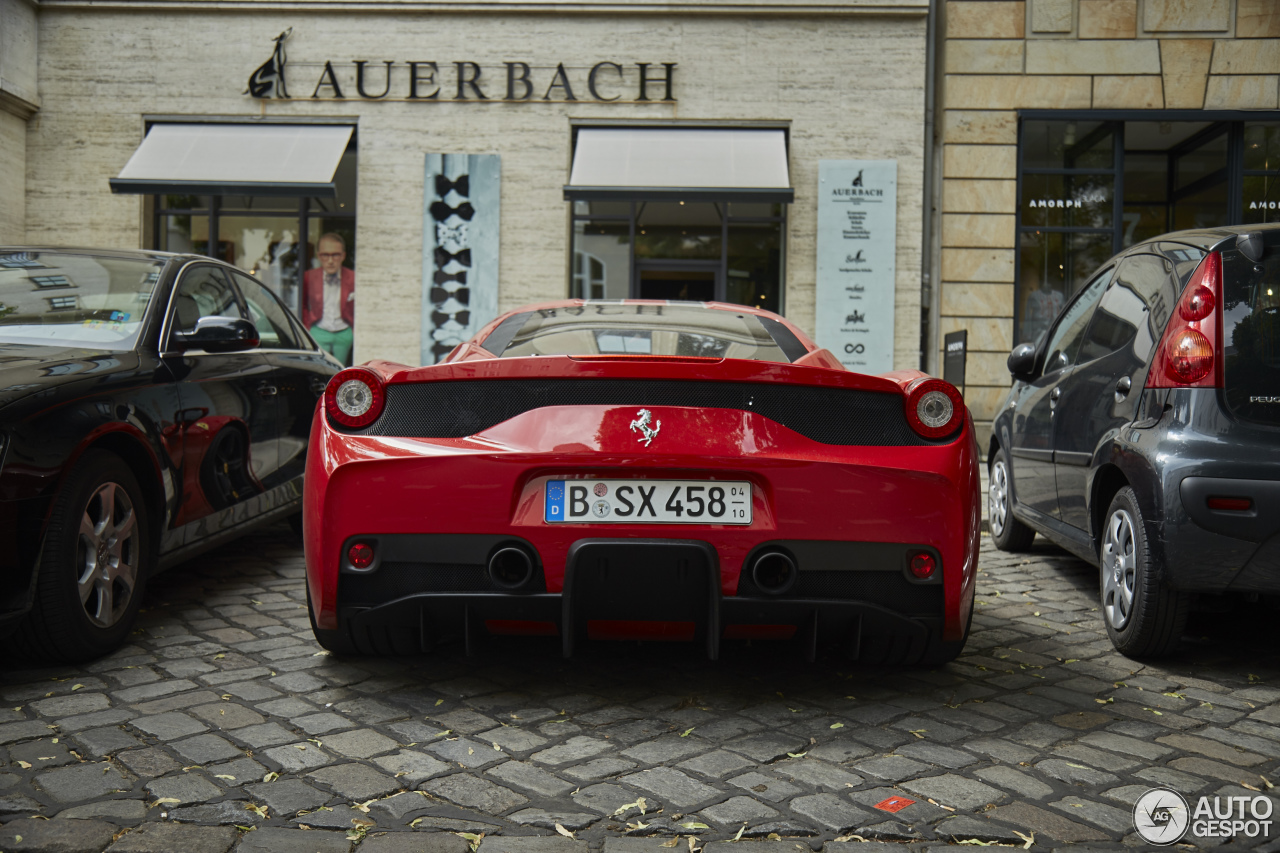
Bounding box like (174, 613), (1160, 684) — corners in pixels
(325, 367), (386, 428)
(1148, 251), (1223, 389)
(904, 378), (965, 439)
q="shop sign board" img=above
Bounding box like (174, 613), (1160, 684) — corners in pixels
(422, 154), (501, 365)
(815, 159), (897, 374)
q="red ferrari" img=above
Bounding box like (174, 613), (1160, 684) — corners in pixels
(304, 301), (981, 665)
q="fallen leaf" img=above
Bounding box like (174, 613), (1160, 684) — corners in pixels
(660, 840), (679, 849)
(681, 822), (709, 829)
(354, 799), (375, 813)
(1013, 830), (1034, 850)
(262, 772), (279, 783)
(829, 722), (844, 729)
(733, 825), (746, 842)
(436, 699), (444, 706)
(153, 798), (182, 806)
(245, 803), (269, 818)
(493, 743), (502, 751)
(16, 761), (31, 769)
(786, 752), (807, 759)
(554, 823), (575, 840)
(455, 831), (485, 852)
(909, 729), (927, 739)
(680, 727), (695, 737)
(613, 797), (647, 816)
(71, 684), (83, 691)
(215, 775), (236, 781)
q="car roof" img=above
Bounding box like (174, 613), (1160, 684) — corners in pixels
(1133, 222), (1280, 252)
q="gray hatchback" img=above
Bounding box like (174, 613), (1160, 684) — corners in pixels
(989, 224), (1279, 658)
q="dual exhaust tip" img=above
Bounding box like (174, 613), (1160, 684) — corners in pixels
(489, 545), (797, 595)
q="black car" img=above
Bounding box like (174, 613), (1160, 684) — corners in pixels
(0, 248), (339, 661)
(989, 224), (1279, 658)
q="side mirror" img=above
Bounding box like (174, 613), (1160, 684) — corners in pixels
(1007, 342), (1037, 379)
(174, 317), (260, 353)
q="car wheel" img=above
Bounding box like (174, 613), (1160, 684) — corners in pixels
(306, 584), (359, 656)
(7, 450), (150, 662)
(919, 594), (974, 667)
(989, 447), (1035, 551)
(1100, 486), (1188, 658)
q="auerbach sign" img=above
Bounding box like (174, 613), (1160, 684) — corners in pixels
(247, 29), (677, 103)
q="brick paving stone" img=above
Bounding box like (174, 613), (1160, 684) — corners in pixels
(1168, 756), (1258, 783)
(368, 790), (431, 820)
(262, 742), (333, 773)
(189, 703), (264, 731)
(0, 816), (117, 852)
(563, 758), (637, 782)
(1156, 733), (1268, 766)
(620, 736), (707, 765)
(1049, 795), (1134, 833)
(721, 734), (805, 763)
(984, 801), (1108, 843)
(479, 727), (548, 753)
(9, 740), (75, 770)
(431, 709), (499, 733)
(306, 762), (399, 800)
(360, 834), (472, 853)
(428, 737), (507, 769)
(29, 694), (112, 719)
(478, 838), (584, 853)
(851, 755), (928, 782)
(676, 750), (754, 780)
(699, 795), (779, 825)
(804, 739), (873, 764)
(371, 749), (450, 784)
(486, 760), (573, 797)
(900, 773), (1005, 811)
(57, 800), (148, 822)
(130, 712), (206, 740)
(530, 736), (613, 767)
(420, 774), (528, 814)
(205, 757), (267, 787)
(243, 778), (328, 815)
(621, 766), (722, 808)
(931, 814), (1028, 845)
(570, 782), (643, 816)
(725, 772), (800, 803)
(508, 808), (600, 830)
(167, 801), (263, 825)
(35, 763), (133, 804)
(320, 728), (398, 759)
(292, 803), (372, 829)
(772, 758), (862, 790)
(0, 794), (45, 816)
(73, 728), (143, 758)
(144, 773), (223, 805)
(172, 734), (243, 764)
(893, 741), (977, 769)
(118, 748), (180, 777)
(1035, 758), (1121, 787)
(231, 723), (295, 749)
(789, 793), (872, 832)
(972, 765), (1055, 799)
(231, 827), (350, 853)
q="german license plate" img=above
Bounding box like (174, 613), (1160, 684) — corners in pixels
(544, 479), (752, 525)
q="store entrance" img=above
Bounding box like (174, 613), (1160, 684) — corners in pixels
(636, 262), (719, 302)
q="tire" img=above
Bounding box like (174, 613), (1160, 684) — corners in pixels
(1100, 486), (1188, 658)
(6, 451), (151, 663)
(919, 595), (974, 667)
(988, 446), (1036, 552)
(306, 583), (359, 656)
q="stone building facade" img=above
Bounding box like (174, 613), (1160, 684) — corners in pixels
(3, 0), (931, 371)
(934, 0), (1280, 446)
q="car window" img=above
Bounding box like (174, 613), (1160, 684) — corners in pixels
(1077, 254), (1170, 365)
(171, 265), (243, 337)
(233, 272), (302, 350)
(1041, 266), (1112, 374)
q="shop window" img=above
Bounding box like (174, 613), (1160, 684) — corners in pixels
(573, 251), (606, 299)
(47, 295), (78, 310)
(1243, 122), (1280, 224)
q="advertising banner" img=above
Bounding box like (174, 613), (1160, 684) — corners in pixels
(815, 159), (897, 374)
(422, 153), (500, 364)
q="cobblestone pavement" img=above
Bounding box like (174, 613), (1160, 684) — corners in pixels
(2, 526), (1279, 853)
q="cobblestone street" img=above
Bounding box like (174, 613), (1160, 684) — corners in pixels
(2, 526), (1279, 852)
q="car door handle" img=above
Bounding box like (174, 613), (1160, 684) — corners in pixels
(257, 383), (278, 398)
(1049, 386), (1061, 410)
(1114, 376), (1132, 401)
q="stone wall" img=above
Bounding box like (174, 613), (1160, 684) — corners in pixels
(938, 0), (1280, 445)
(0, 0), (39, 244)
(27, 5), (928, 368)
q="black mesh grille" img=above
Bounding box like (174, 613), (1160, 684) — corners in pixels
(339, 561), (545, 605)
(736, 570), (942, 614)
(343, 379), (943, 446)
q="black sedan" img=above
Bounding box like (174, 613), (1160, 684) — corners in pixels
(0, 248), (339, 661)
(988, 224), (1279, 658)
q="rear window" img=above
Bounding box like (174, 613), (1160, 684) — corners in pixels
(490, 303), (804, 363)
(1222, 233), (1280, 426)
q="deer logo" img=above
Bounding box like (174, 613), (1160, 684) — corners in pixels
(246, 29), (292, 99)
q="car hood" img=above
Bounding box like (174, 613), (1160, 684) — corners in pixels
(0, 344), (141, 413)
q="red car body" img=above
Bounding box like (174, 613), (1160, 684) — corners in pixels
(304, 301), (981, 664)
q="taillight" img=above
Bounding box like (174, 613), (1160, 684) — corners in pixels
(347, 542), (375, 569)
(325, 367), (386, 428)
(908, 551), (937, 579)
(1148, 252), (1223, 388)
(904, 378), (965, 439)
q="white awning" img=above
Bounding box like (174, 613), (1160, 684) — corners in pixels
(110, 123), (354, 196)
(565, 128), (793, 203)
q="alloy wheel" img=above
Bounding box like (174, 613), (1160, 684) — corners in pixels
(989, 459), (1010, 538)
(1102, 508), (1137, 631)
(75, 482), (139, 628)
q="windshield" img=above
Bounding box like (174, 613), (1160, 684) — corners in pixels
(1222, 233), (1280, 426)
(0, 251), (166, 351)
(496, 303), (799, 363)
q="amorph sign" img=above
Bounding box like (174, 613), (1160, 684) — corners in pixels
(246, 30), (677, 103)
(815, 160), (898, 374)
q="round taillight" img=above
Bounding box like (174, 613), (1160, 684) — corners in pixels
(1165, 328), (1213, 383)
(325, 368), (386, 428)
(348, 542), (374, 569)
(909, 552), (936, 579)
(1180, 284), (1215, 321)
(904, 378), (964, 440)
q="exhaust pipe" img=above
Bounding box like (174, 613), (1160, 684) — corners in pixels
(488, 546), (534, 590)
(751, 550), (797, 595)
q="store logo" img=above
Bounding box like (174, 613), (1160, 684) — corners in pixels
(846, 311), (865, 324)
(1134, 789), (1189, 845)
(1028, 192), (1106, 209)
(1133, 788), (1275, 845)
(246, 28), (291, 99)
(851, 170), (864, 187)
(1249, 201), (1280, 210)
(629, 409), (661, 446)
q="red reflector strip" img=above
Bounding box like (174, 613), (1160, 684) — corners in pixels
(484, 620), (559, 636)
(1207, 496), (1252, 512)
(722, 624), (798, 641)
(586, 620), (696, 641)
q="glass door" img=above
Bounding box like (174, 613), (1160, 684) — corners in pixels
(634, 261), (721, 301)
(1170, 124), (1230, 232)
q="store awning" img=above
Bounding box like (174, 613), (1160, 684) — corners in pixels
(564, 128), (793, 203)
(110, 124), (354, 197)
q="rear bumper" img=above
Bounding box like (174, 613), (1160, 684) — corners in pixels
(330, 535), (946, 659)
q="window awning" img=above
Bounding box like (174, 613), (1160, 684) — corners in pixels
(110, 124), (354, 197)
(565, 128), (793, 203)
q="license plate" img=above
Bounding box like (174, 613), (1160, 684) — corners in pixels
(544, 479), (752, 525)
